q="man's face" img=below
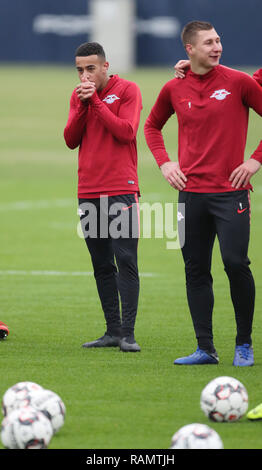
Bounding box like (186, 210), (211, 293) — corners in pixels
(187, 28), (223, 71)
(75, 55), (109, 91)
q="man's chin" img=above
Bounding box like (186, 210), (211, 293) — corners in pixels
(209, 57), (220, 66)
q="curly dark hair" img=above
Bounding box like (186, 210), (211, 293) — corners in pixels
(75, 42), (106, 59)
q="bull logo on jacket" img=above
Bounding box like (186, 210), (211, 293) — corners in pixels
(103, 94), (120, 104)
(210, 89), (231, 101)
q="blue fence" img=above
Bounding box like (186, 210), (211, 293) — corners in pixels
(0, 0), (261, 66)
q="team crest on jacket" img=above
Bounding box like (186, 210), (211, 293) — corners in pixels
(103, 94), (120, 104)
(210, 89), (231, 101)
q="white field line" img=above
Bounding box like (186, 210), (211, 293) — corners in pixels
(0, 194), (166, 212)
(0, 198), (75, 212)
(0, 270), (157, 278)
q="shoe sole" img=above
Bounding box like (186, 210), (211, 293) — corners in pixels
(174, 361), (218, 365)
(233, 362), (254, 367)
(120, 348), (141, 352)
(82, 343), (120, 348)
(82, 339), (120, 348)
(120, 342), (141, 352)
(174, 357), (219, 365)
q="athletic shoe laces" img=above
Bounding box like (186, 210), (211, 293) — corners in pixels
(237, 344), (251, 360)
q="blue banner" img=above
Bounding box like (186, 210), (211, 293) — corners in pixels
(136, 0), (262, 66)
(0, 0), (261, 66)
(0, 0), (88, 63)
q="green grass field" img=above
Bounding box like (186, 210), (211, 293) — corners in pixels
(0, 64), (262, 450)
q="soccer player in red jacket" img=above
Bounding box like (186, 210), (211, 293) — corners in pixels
(64, 42), (142, 352)
(144, 21), (262, 366)
(174, 63), (262, 162)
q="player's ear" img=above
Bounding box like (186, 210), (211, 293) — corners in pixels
(103, 61), (109, 72)
(185, 44), (193, 56)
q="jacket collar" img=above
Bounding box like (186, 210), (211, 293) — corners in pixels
(98, 75), (119, 98)
(188, 66), (218, 81)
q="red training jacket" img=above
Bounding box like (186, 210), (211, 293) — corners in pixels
(144, 65), (262, 192)
(64, 75), (142, 197)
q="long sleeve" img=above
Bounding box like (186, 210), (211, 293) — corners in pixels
(144, 84), (175, 167)
(251, 141), (262, 164)
(242, 72), (262, 116)
(249, 70), (262, 163)
(64, 91), (88, 149)
(89, 84), (142, 143)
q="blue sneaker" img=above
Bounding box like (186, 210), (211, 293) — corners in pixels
(233, 344), (254, 366)
(174, 347), (219, 365)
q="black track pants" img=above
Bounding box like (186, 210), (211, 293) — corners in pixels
(178, 190), (255, 352)
(79, 194), (140, 338)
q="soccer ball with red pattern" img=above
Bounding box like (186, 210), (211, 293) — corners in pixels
(170, 423), (223, 449)
(1, 406), (53, 449)
(200, 376), (248, 422)
(2, 381), (44, 416)
(25, 389), (66, 434)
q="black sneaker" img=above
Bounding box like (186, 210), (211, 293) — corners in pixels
(82, 334), (120, 348)
(120, 336), (141, 352)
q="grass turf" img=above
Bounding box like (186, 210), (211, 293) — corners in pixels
(0, 65), (262, 450)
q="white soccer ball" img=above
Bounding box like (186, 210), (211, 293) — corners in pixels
(170, 423), (223, 449)
(23, 389), (66, 434)
(2, 381), (44, 416)
(200, 376), (248, 422)
(1, 406), (53, 449)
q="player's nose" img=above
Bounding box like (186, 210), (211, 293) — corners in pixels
(213, 43), (222, 53)
(81, 71), (91, 82)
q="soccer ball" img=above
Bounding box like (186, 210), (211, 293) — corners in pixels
(200, 376), (248, 422)
(26, 389), (66, 434)
(170, 423), (223, 449)
(1, 406), (53, 449)
(2, 381), (44, 416)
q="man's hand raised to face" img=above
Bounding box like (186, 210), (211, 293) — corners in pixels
(76, 80), (96, 102)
